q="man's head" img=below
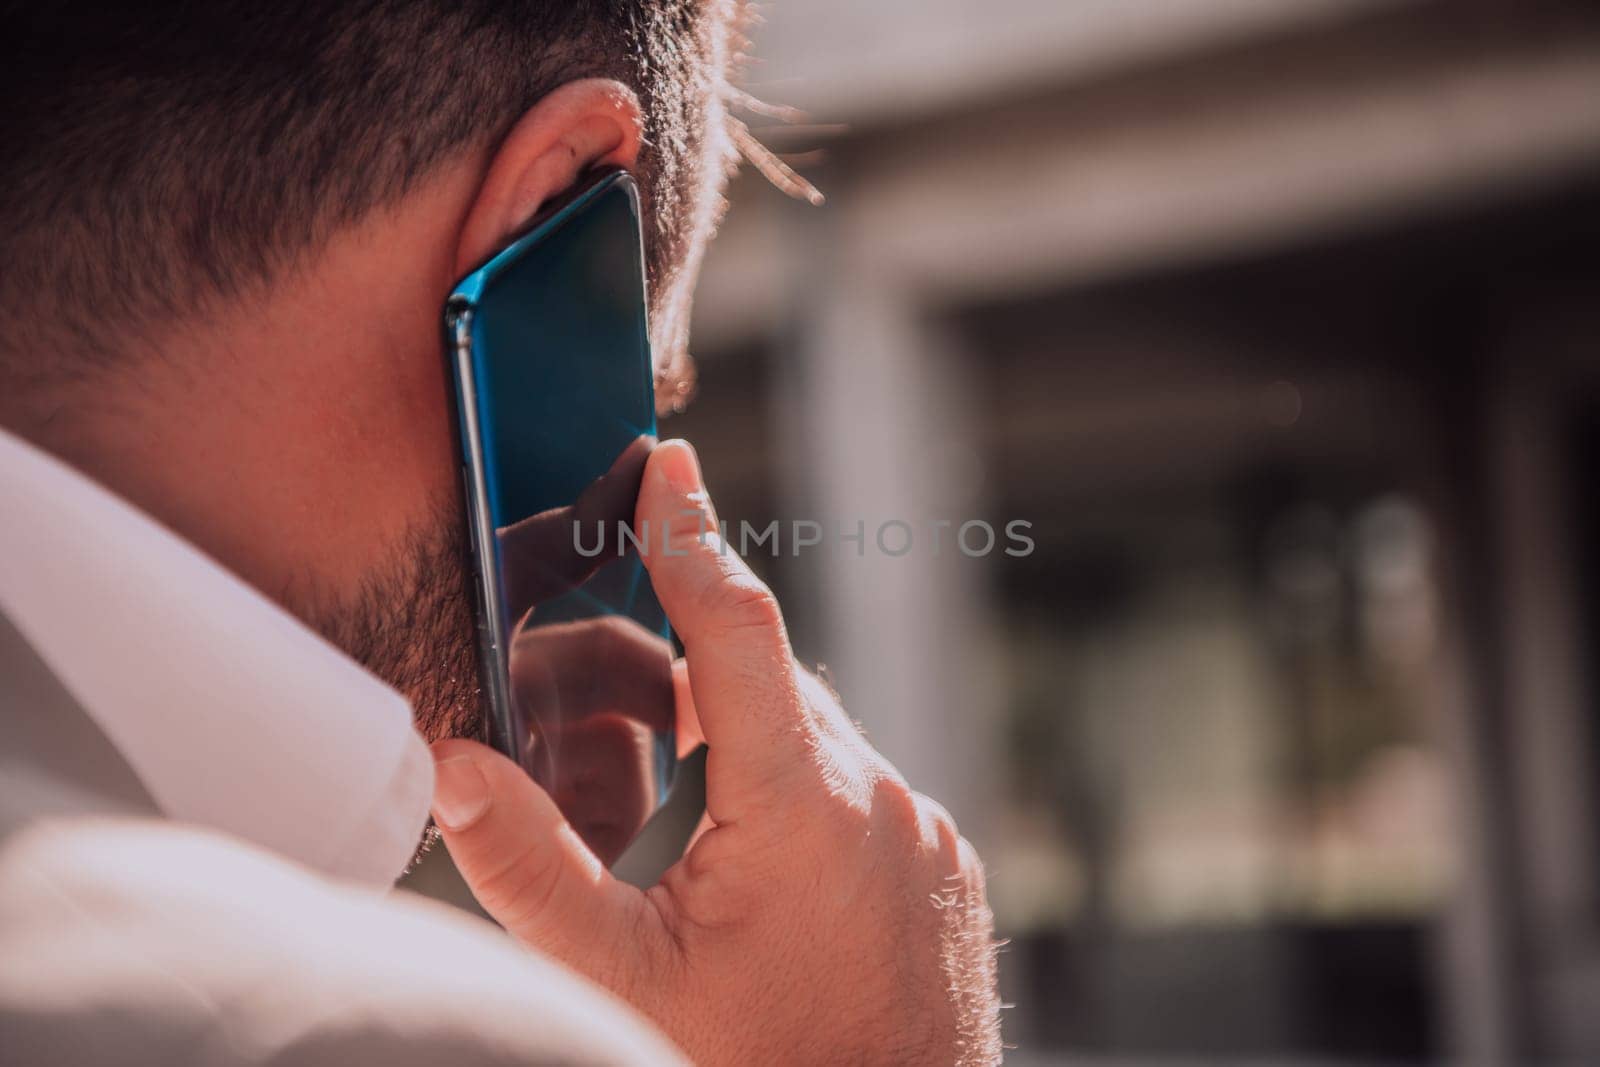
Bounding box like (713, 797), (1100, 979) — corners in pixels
(0, 1), (744, 739)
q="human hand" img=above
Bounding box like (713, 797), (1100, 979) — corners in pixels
(431, 439), (1001, 1065)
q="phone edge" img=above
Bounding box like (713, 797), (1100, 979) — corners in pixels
(444, 302), (518, 759)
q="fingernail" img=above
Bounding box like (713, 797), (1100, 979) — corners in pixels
(431, 755), (491, 830)
(655, 439), (703, 494)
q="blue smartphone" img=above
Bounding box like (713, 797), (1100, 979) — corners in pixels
(444, 168), (675, 866)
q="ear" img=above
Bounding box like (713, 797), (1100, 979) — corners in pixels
(455, 79), (644, 276)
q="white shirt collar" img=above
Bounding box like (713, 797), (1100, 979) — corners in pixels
(0, 427), (433, 888)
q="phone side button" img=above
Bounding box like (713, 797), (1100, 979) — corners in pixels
(470, 577), (486, 627)
(459, 467), (480, 573)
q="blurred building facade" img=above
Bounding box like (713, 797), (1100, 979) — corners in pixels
(669, 1), (1600, 1062)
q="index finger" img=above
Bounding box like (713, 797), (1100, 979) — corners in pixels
(634, 440), (815, 819)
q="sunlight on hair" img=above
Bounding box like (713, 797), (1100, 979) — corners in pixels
(722, 85), (826, 207)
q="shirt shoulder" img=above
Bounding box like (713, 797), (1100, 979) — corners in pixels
(0, 815), (685, 1067)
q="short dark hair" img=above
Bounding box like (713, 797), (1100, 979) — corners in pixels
(0, 1), (728, 368)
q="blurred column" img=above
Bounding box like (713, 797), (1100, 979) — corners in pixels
(1421, 352), (1533, 1067)
(1488, 290), (1600, 1061)
(775, 206), (1001, 842)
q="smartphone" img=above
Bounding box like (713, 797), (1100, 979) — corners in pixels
(444, 168), (675, 866)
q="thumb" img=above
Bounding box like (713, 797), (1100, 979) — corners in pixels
(428, 738), (651, 973)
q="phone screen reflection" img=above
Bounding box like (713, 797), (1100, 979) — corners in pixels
(493, 436), (674, 866)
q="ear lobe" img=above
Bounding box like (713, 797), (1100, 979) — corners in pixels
(454, 79), (644, 276)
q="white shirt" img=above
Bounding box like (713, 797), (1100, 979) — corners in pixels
(0, 427), (433, 888)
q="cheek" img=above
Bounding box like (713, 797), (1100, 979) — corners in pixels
(366, 346), (458, 522)
(302, 334), (459, 577)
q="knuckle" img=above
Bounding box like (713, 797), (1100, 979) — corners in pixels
(813, 743), (877, 820)
(707, 573), (785, 636)
(957, 834), (988, 897)
(791, 736), (882, 846)
(911, 792), (974, 882)
(795, 667), (839, 708)
(915, 794), (961, 854)
(862, 769), (921, 846)
(473, 839), (563, 929)
(664, 511), (709, 554)
(797, 670), (862, 740)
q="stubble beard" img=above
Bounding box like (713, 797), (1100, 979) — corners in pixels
(306, 505), (487, 747)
